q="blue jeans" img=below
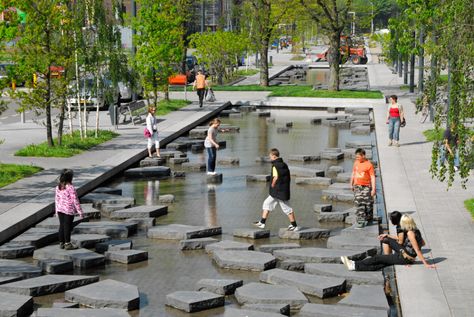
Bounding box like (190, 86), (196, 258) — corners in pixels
(388, 117), (401, 141)
(206, 147), (217, 172)
(438, 146), (460, 168)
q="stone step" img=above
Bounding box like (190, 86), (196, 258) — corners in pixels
(33, 245), (105, 269)
(278, 227), (330, 240)
(288, 154), (320, 162)
(147, 224), (222, 240)
(0, 276), (22, 285)
(0, 274), (99, 296)
(169, 157), (190, 165)
(65, 279), (139, 311)
(327, 234), (381, 252)
(351, 125), (371, 135)
(92, 187), (122, 196)
(218, 157), (240, 165)
(259, 243), (300, 254)
(233, 228), (270, 239)
(95, 239), (133, 253)
(321, 189), (354, 202)
(80, 193), (135, 208)
(327, 166), (344, 178)
(71, 234), (110, 248)
(242, 303), (290, 316)
(100, 203), (132, 217)
(105, 249), (148, 264)
(299, 303), (388, 317)
(274, 247), (374, 263)
(124, 166), (171, 178)
(295, 177), (332, 186)
(317, 210), (351, 222)
(211, 250), (276, 271)
(181, 162), (207, 171)
(195, 278), (243, 295)
(110, 205), (168, 219)
(246, 174), (271, 182)
(0, 259), (42, 278)
(205, 240), (254, 253)
(81, 204), (101, 219)
(139, 157), (166, 167)
(340, 223), (379, 238)
(73, 221), (137, 238)
(305, 263), (384, 287)
(123, 217), (156, 230)
(234, 282), (308, 311)
(159, 150), (186, 158)
(320, 151), (344, 160)
(223, 307), (285, 317)
(207, 173), (223, 183)
(277, 259), (305, 271)
(159, 194), (175, 203)
(0, 243), (35, 259)
(166, 290), (225, 313)
(10, 227), (58, 248)
(345, 141), (373, 149)
(0, 291), (33, 317)
(339, 285), (390, 312)
(335, 172), (352, 183)
(313, 204), (333, 213)
(179, 238), (219, 250)
(52, 301), (79, 308)
(35, 308), (131, 317)
(37, 259), (73, 274)
(36, 216), (87, 230)
(288, 166), (325, 177)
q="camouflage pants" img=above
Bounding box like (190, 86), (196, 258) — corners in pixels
(354, 185), (374, 222)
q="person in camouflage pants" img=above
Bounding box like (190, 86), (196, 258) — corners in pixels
(354, 184), (374, 223)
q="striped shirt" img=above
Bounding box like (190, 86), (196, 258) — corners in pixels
(55, 184), (83, 216)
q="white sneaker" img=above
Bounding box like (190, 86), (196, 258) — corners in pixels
(340, 256), (355, 270)
(253, 221), (265, 229)
(394, 141), (400, 147)
(388, 140), (392, 146)
(454, 166), (459, 172)
(287, 224), (299, 231)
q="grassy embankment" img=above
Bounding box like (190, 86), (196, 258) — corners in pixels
(0, 164), (43, 188)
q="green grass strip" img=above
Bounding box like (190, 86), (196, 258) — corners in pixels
(155, 99), (192, 116)
(15, 130), (119, 158)
(0, 163), (43, 188)
(235, 69), (259, 76)
(464, 198), (474, 219)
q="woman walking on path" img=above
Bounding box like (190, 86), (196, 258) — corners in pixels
(386, 95), (405, 147)
(204, 118), (221, 175)
(146, 106), (160, 158)
(193, 70), (208, 108)
(55, 169), (84, 250)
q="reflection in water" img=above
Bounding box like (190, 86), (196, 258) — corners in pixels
(328, 125), (339, 148)
(144, 180), (160, 205)
(205, 184), (218, 227)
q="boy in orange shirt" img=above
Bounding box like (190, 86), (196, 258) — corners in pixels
(350, 148), (376, 228)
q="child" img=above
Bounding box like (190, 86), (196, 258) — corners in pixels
(254, 148), (299, 231)
(204, 118), (221, 175)
(146, 106), (160, 158)
(55, 169), (84, 250)
(379, 211), (404, 254)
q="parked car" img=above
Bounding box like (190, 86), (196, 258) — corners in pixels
(67, 76), (119, 111)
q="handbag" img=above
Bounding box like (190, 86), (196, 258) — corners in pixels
(400, 117), (406, 127)
(205, 88), (216, 102)
(144, 128), (152, 138)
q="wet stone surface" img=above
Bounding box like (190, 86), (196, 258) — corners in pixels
(339, 285), (390, 312)
(195, 278), (243, 295)
(166, 291), (225, 313)
(105, 249), (148, 264)
(274, 247), (372, 263)
(179, 237), (219, 250)
(258, 243), (301, 254)
(124, 166), (171, 178)
(317, 210), (351, 222)
(277, 259), (305, 271)
(0, 259), (42, 278)
(207, 173), (223, 184)
(36, 216), (86, 230)
(205, 240), (254, 253)
(0, 276), (22, 285)
(80, 193), (135, 208)
(242, 303), (290, 316)
(158, 194), (175, 203)
(81, 204), (101, 219)
(0, 291), (33, 317)
(299, 303), (388, 317)
(110, 205), (168, 219)
(278, 228), (330, 240)
(70, 234), (110, 248)
(211, 250), (276, 271)
(0, 243), (35, 259)
(33, 245), (105, 269)
(123, 217), (156, 230)
(52, 301), (79, 308)
(10, 227), (58, 248)
(304, 263), (384, 287)
(37, 259), (73, 274)
(181, 162), (207, 171)
(139, 157), (166, 167)
(233, 228), (270, 239)
(35, 308), (131, 317)
(224, 307), (286, 317)
(73, 221), (137, 238)
(147, 224), (222, 240)
(99, 203), (132, 217)
(95, 239), (132, 254)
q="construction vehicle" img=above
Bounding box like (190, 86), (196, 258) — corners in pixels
(314, 36), (368, 65)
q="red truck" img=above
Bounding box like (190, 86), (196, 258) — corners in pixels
(315, 36), (368, 65)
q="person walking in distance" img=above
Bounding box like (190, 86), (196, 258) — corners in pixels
(254, 148), (299, 231)
(204, 118), (221, 175)
(193, 70), (208, 108)
(55, 169), (84, 250)
(350, 148), (376, 228)
(145, 106), (160, 158)
(438, 122), (460, 171)
(386, 95), (405, 147)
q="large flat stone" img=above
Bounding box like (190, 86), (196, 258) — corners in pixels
(277, 259), (305, 271)
(234, 282), (308, 310)
(147, 224), (222, 240)
(205, 240), (254, 253)
(299, 303), (388, 317)
(295, 177), (332, 186)
(70, 234), (110, 248)
(123, 217), (156, 230)
(212, 250), (276, 271)
(95, 239), (133, 253)
(38, 259), (73, 274)
(259, 243), (300, 254)
(73, 221), (137, 238)
(340, 223), (379, 238)
(0, 259), (42, 278)
(242, 304), (290, 316)
(246, 174), (271, 182)
(195, 278), (243, 295)
(335, 172), (352, 183)
(224, 308), (285, 317)
(160, 150), (186, 158)
(169, 157), (190, 164)
(233, 228), (270, 239)
(158, 194), (175, 203)
(345, 140), (373, 149)
(110, 205), (168, 219)
(100, 203), (132, 216)
(65, 279), (139, 311)
(33, 245), (105, 268)
(10, 227), (58, 248)
(0, 243), (35, 259)
(305, 263), (384, 287)
(36, 216), (86, 229)
(288, 166), (325, 177)
(274, 247), (373, 263)
(139, 157), (166, 167)
(105, 249), (148, 264)
(327, 234), (381, 252)
(52, 301), (79, 308)
(181, 162), (207, 171)
(92, 187), (122, 195)
(0, 276), (22, 285)
(278, 228), (330, 240)
(0, 291), (33, 317)
(288, 154), (319, 162)
(327, 166), (344, 178)
(81, 204), (101, 219)
(123, 166), (171, 178)
(207, 173), (223, 184)
(313, 204), (333, 213)
(166, 290), (225, 313)
(179, 237), (219, 250)
(351, 125), (371, 135)
(35, 308), (131, 317)
(80, 193), (135, 207)
(321, 189), (354, 202)
(339, 285), (390, 312)
(320, 151), (344, 160)
(317, 210), (350, 222)
(0, 274), (99, 296)
(260, 269), (345, 298)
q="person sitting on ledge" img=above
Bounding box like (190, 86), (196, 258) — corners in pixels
(380, 211), (405, 255)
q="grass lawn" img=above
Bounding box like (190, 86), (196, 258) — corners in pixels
(155, 99), (192, 116)
(464, 199), (474, 219)
(0, 164), (43, 188)
(235, 69), (259, 76)
(15, 130), (119, 158)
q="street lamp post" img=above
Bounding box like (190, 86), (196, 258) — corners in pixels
(348, 11), (356, 36)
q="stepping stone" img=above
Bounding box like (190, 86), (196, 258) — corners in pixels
(274, 247), (373, 263)
(233, 228), (270, 239)
(0, 243), (35, 259)
(218, 157), (240, 165)
(256, 111), (271, 117)
(166, 290), (225, 313)
(313, 204), (333, 213)
(212, 250), (276, 271)
(311, 118), (322, 124)
(320, 151), (344, 160)
(351, 108), (371, 115)
(327, 165), (344, 177)
(0, 274), (99, 296)
(95, 239), (132, 253)
(139, 157), (166, 167)
(243, 304), (290, 316)
(166, 142), (188, 151)
(341, 223), (379, 237)
(317, 210), (351, 222)
(255, 156), (272, 163)
(295, 177), (332, 186)
(124, 166), (171, 178)
(205, 240), (254, 253)
(36, 216), (86, 230)
(327, 234), (381, 251)
(288, 154), (319, 162)
(277, 259), (305, 271)
(321, 189), (354, 202)
(286, 122), (293, 127)
(10, 227), (58, 248)
(147, 224), (222, 240)
(260, 268), (345, 298)
(124, 217), (156, 230)
(335, 172), (352, 183)
(288, 166), (325, 177)
(81, 204), (101, 219)
(246, 174), (270, 182)
(299, 303), (387, 317)
(80, 193), (135, 208)
(169, 157), (190, 164)
(160, 150), (186, 158)
(339, 285), (389, 312)
(181, 162), (207, 171)
(189, 129), (207, 138)
(105, 249), (148, 264)
(110, 205), (168, 219)
(65, 279), (139, 310)
(100, 203), (132, 217)
(35, 308), (131, 317)
(180, 237), (219, 250)
(345, 141), (372, 149)
(277, 127), (289, 133)
(195, 278), (243, 295)
(224, 308), (285, 317)
(171, 171), (186, 178)
(70, 234), (110, 248)
(52, 301), (79, 308)
(278, 228), (330, 240)
(38, 259), (73, 274)
(351, 125), (371, 135)
(325, 120), (351, 129)
(328, 183), (352, 190)
(304, 263), (384, 287)
(191, 144), (204, 152)
(33, 245), (105, 269)
(259, 243), (300, 254)
(92, 187), (122, 195)
(0, 259), (42, 278)
(73, 221), (137, 238)
(0, 276), (22, 285)
(234, 282), (308, 310)
(158, 194), (175, 203)
(0, 291), (33, 317)
(207, 173), (223, 184)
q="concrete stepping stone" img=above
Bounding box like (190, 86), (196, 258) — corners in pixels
(327, 166), (344, 177)
(110, 205), (168, 219)
(207, 173), (223, 183)
(328, 182), (352, 190)
(299, 303), (387, 317)
(339, 285), (389, 312)
(205, 240), (254, 253)
(73, 221), (137, 238)
(259, 243), (300, 254)
(105, 249), (148, 264)
(256, 111), (271, 117)
(351, 125), (371, 135)
(35, 308), (131, 317)
(320, 151), (344, 160)
(218, 157), (240, 165)
(224, 307), (285, 317)
(327, 234), (380, 251)
(325, 120), (351, 129)
(246, 174), (271, 182)
(123, 217), (155, 230)
(52, 301), (79, 308)
(65, 279), (139, 310)
(335, 172), (352, 183)
(99, 203), (132, 217)
(180, 237), (219, 250)
(286, 122), (293, 127)
(124, 166), (171, 178)
(195, 278), (243, 295)
(70, 234), (110, 248)
(38, 259), (73, 274)
(288, 154), (320, 162)
(10, 227), (58, 248)
(166, 290), (225, 313)
(277, 259), (305, 271)
(81, 204), (101, 219)
(234, 282), (308, 310)
(255, 156), (272, 163)
(288, 166), (325, 177)
(182, 162), (207, 171)
(0, 243), (35, 259)
(36, 216), (86, 230)
(160, 150), (186, 158)
(95, 239), (132, 253)
(191, 144), (204, 152)
(304, 263), (384, 287)
(0, 259), (42, 278)
(243, 304), (290, 316)
(295, 177), (332, 186)
(139, 157), (166, 167)
(169, 157), (190, 164)
(166, 142), (188, 151)
(211, 250), (276, 271)
(228, 113), (243, 118)
(311, 118), (322, 124)
(33, 245), (105, 269)
(0, 291), (33, 317)
(278, 228), (330, 240)
(158, 194), (175, 203)
(341, 223), (379, 237)
(233, 228), (270, 239)
(317, 210), (351, 222)
(80, 193), (135, 208)
(147, 224), (222, 240)
(274, 247), (372, 263)
(260, 268), (345, 298)
(189, 128), (207, 138)
(92, 187), (122, 195)
(321, 189), (354, 202)
(0, 274), (99, 296)
(0, 276), (22, 285)
(313, 204), (333, 213)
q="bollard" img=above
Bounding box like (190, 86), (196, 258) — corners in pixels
(20, 111), (25, 123)
(269, 56), (273, 65)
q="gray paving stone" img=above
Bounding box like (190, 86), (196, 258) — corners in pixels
(35, 308), (131, 317)
(345, 141), (372, 149)
(246, 174), (271, 182)
(10, 227), (58, 248)
(228, 112), (243, 118)
(99, 203), (132, 217)
(171, 171), (186, 178)
(320, 151), (344, 160)
(233, 228), (270, 239)
(33, 245), (105, 268)
(321, 189), (354, 202)
(260, 268), (345, 298)
(110, 205), (168, 219)
(195, 278), (243, 295)
(0, 259), (42, 278)
(38, 259), (73, 274)
(147, 224), (222, 240)
(36, 216), (86, 230)
(205, 240), (254, 253)
(166, 290), (225, 313)
(65, 279), (139, 310)
(288, 166), (325, 177)
(105, 249), (148, 264)
(317, 210), (350, 222)
(295, 177), (332, 186)
(207, 173), (223, 183)
(311, 118), (322, 124)
(328, 183), (352, 190)
(191, 144), (204, 152)
(285, 122), (293, 127)
(139, 157), (166, 167)
(0, 291), (33, 317)
(166, 142), (188, 151)
(73, 221), (137, 238)
(0, 274), (99, 296)
(327, 234), (381, 252)
(70, 234), (110, 248)
(158, 194), (175, 203)
(243, 304), (290, 316)
(95, 240), (132, 253)
(92, 187), (123, 196)
(52, 301), (79, 308)
(0, 276), (22, 285)
(299, 303), (388, 317)
(169, 157), (190, 164)
(288, 154), (320, 162)
(313, 204), (333, 213)
(160, 150), (186, 158)
(274, 247), (373, 263)
(278, 228), (330, 240)
(339, 285), (389, 312)
(327, 165), (344, 177)
(80, 193), (135, 208)
(123, 166), (171, 178)
(341, 223), (379, 238)
(123, 217), (155, 230)
(351, 125), (371, 135)
(223, 308), (285, 317)
(218, 157), (240, 165)
(81, 204), (101, 219)
(255, 156), (272, 163)
(234, 282), (308, 310)
(326, 120), (351, 129)
(277, 127), (289, 133)
(0, 243), (35, 259)
(277, 259), (305, 271)
(335, 172), (352, 183)
(212, 250), (276, 271)
(304, 263), (384, 287)
(259, 243), (300, 254)
(181, 162), (207, 171)
(189, 128), (208, 138)
(179, 237), (219, 250)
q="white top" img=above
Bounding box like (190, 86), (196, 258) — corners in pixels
(146, 113), (157, 134)
(204, 126), (217, 148)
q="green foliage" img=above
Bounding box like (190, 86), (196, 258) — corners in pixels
(15, 130), (118, 157)
(235, 69), (259, 76)
(464, 199), (474, 219)
(0, 164), (43, 188)
(155, 99), (191, 116)
(423, 129), (444, 142)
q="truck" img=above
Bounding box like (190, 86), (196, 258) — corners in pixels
(314, 36), (368, 65)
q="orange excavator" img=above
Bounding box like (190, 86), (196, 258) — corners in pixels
(316, 36), (368, 65)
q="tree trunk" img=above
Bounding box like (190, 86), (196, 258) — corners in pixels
(398, 54), (402, 77)
(409, 53), (415, 93)
(418, 27), (425, 93)
(259, 39), (270, 86)
(403, 55), (408, 84)
(57, 97), (65, 146)
(327, 31), (341, 91)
